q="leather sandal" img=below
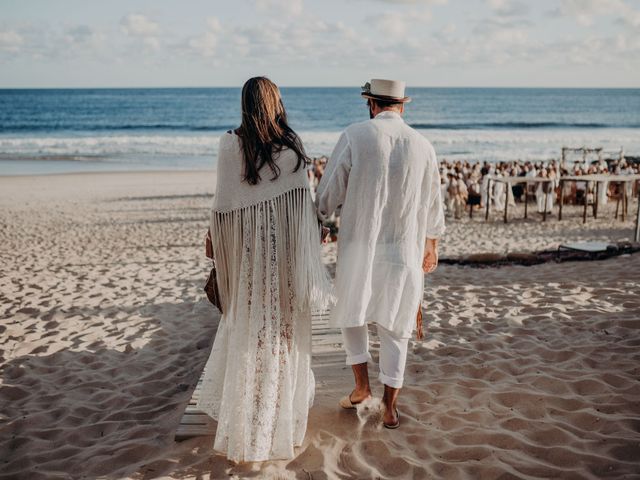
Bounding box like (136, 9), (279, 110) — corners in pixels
(383, 408), (400, 429)
(339, 392), (370, 409)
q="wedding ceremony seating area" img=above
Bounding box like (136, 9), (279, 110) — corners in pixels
(309, 148), (640, 230)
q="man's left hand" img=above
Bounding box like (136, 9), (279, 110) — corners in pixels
(423, 239), (438, 274)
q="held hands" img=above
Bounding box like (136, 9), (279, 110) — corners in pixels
(423, 238), (438, 274)
(318, 219), (331, 244)
(321, 226), (331, 244)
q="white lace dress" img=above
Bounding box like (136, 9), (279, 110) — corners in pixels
(196, 132), (333, 462)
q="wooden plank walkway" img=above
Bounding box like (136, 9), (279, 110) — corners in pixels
(174, 311), (341, 441)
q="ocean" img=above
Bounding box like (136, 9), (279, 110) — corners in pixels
(1, 87), (639, 175)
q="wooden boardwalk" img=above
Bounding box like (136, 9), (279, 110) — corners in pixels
(174, 311), (341, 441)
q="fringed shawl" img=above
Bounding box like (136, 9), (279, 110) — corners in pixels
(210, 132), (333, 315)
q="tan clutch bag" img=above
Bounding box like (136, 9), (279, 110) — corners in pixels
(204, 228), (223, 313)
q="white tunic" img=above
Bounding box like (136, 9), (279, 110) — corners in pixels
(536, 181), (554, 213)
(315, 111), (446, 338)
(597, 179), (609, 206)
(481, 170), (492, 205)
(493, 174), (505, 212)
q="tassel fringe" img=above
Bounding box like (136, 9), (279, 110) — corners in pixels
(210, 187), (335, 315)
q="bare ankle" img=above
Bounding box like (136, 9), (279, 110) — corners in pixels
(351, 387), (371, 402)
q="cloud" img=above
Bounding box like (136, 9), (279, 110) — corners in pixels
(0, 23), (112, 63)
(171, 4), (638, 77)
(0, 30), (24, 53)
(161, 3), (637, 76)
(255, 0), (304, 17)
(183, 16), (223, 57)
(376, 13), (408, 37)
(207, 17), (223, 33)
(188, 34), (217, 58)
(120, 13), (160, 37)
(365, 9), (433, 39)
(442, 23), (456, 35)
(1, 1), (638, 87)
(62, 25), (107, 52)
(473, 15), (531, 35)
(367, 0), (447, 4)
(64, 25), (93, 43)
(554, 0), (640, 28)
(175, 14), (366, 67)
(486, 0), (529, 17)
(539, 33), (639, 68)
(120, 13), (161, 51)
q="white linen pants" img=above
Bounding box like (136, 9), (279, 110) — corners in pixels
(341, 324), (410, 389)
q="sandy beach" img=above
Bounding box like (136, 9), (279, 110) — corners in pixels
(1, 171), (639, 479)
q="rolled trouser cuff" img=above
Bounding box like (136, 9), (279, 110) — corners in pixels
(341, 325), (370, 365)
(378, 370), (404, 389)
(345, 351), (372, 365)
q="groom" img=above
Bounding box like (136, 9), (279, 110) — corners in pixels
(315, 78), (445, 428)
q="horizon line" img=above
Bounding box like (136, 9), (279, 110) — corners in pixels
(0, 85), (639, 90)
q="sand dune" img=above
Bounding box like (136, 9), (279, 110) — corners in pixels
(1, 171), (639, 479)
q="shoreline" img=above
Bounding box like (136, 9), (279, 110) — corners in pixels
(0, 168), (215, 179)
(0, 169), (217, 205)
(1, 147), (638, 179)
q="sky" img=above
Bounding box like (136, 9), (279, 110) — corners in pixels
(0, 0), (639, 88)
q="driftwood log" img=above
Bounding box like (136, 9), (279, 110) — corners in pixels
(439, 241), (640, 268)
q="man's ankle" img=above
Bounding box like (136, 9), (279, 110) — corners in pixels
(352, 387), (371, 400)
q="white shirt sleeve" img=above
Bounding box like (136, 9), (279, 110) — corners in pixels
(425, 146), (446, 239)
(315, 131), (352, 222)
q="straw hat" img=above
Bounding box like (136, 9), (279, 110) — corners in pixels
(361, 78), (411, 103)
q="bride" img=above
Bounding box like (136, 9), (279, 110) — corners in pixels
(196, 77), (332, 462)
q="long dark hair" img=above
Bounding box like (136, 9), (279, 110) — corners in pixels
(237, 76), (309, 185)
